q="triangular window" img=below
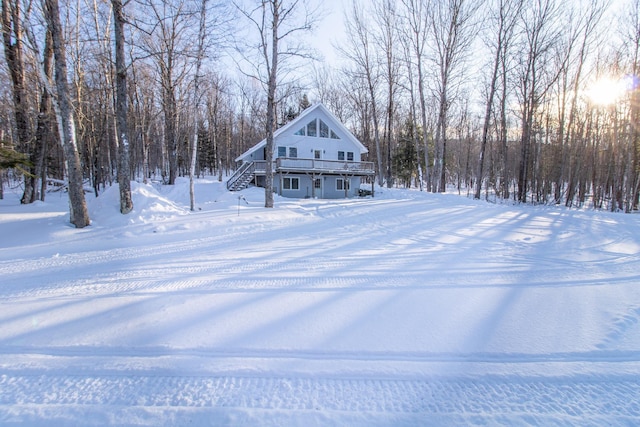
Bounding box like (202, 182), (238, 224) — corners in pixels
(295, 117), (341, 139)
(319, 120), (329, 138)
(306, 119), (317, 137)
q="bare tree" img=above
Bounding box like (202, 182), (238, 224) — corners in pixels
(43, 0), (90, 227)
(623, 0), (640, 211)
(189, 0), (207, 211)
(429, 0), (479, 192)
(373, 0), (400, 187)
(400, 0), (432, 190)
(138, 0), (199, 185)
(475, 0), (522, 199)
(1, 0), (36, 203)
(559, 1), (607, 207)
(31, 30), (55, 202)
(399, 34), (424, 190)
(514, 0), (562, 203)
(112, 0), (133, 214)
(340, 1), (383, 186)
(236, 0), (315, 208)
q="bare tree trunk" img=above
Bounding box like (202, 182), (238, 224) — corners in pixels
(627, 0), (640, 211)
(374, 0), (398, 188)
(44, 0), (90, 228)
(263, 1), (279, 208)
(112, 0), (133, 214)
(32, 30), (55, 202)
(498, 38), (510, 199)
(189, 0), (208, 211)
(516, 0), (562, 203)
(342, 2), (384, 187)
(1, 0), (34, 203)
(237, 0), (314, 206)
(429, 0), (478, 193)
(475, 0), (521, 199)
(401, 38), (423, 190)
(401, 0), (431, 191)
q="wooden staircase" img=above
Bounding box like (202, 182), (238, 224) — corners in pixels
(226, 162), (255, 191)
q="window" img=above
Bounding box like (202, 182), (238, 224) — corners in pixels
(296, 118), (340, 139)
(283, 177), (299, 190)
(314, 150), (322, 160)
(314, 178), (322, 190)
(338, 151), (345, 161)
(277, 146), (286, 157)
(289, 147), (297, 158)
(337, 178), (350, 191)
(347, 152), (354, 161)
(319, 120), (329, 138)
(306, 119), (317, 137)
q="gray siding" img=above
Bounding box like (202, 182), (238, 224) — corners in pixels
(273, 174), (362, 199)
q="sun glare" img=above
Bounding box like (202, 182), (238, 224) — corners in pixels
(586, 76), (628, 106)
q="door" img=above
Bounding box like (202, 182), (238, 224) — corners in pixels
(313, 177), (323, 198)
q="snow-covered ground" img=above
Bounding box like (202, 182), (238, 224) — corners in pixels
(1, 178), (640, 426)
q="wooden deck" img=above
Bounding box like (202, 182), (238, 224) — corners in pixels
(253, 158), (376, 176)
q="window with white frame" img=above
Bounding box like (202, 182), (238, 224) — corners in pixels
(336, 178), (350, 191)
(319, 120), (329, 138)
(293, 118), (340, 139)
(283, 177), (300, 190)
(289, 147), (297, 158)
(306, 120), (317, 137)
(338, 151), (345, 161)
(277, 146), (286, 157)
(347, 151), (354, 161)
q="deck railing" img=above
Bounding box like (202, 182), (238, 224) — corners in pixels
(276, 157), (375, 174)
(226, 161), (255, 190)
(245, 158), (375, 176)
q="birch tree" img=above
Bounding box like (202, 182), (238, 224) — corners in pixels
(43, 0), (90, 227)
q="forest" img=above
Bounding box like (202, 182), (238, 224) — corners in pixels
(1, 0), (639, 227)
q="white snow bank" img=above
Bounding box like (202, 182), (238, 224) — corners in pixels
(1, 179), (640, 426)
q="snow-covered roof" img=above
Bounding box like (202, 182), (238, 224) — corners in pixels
(235, 103), (367, 162)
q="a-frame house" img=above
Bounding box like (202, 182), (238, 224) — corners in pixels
(228, 103), (375, 198)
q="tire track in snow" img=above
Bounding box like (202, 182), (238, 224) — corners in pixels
(1, 373), (639, 421)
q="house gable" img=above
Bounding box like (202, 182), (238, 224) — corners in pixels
(236, 103), (367, 163)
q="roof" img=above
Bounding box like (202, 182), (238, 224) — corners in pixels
(235, 103), (368, 162)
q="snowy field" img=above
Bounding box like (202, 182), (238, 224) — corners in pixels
(1, 178), (640, 426)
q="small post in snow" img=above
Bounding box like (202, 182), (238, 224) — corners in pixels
(238, 195), (247, 216)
